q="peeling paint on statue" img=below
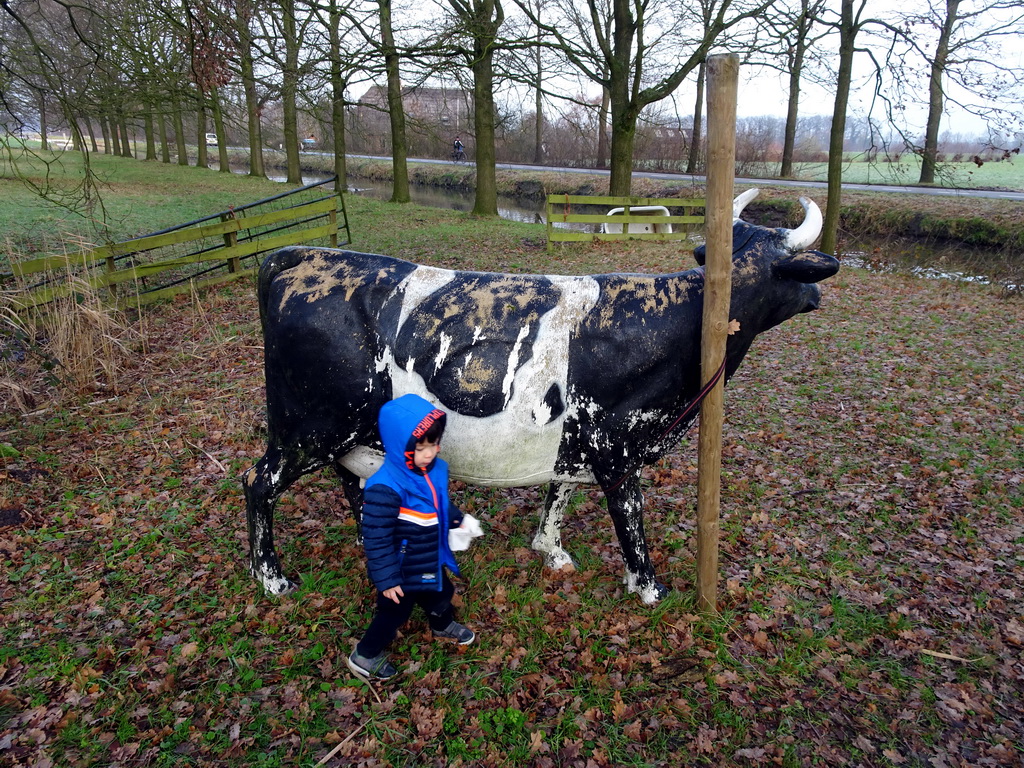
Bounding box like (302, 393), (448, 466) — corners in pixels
(244, 190), (839, 604)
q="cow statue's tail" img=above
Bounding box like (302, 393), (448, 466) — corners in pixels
(256, 246), (307, 331)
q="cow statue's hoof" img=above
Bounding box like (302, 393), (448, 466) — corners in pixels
(626, 574), (670, 605)
(251, 562), (299, 596)
(541, 548), (576, 572)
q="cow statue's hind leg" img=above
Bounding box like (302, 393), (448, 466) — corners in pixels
(603, 475), (669, 604)
(333, 464), (366, 542)
(532, 482), (579, 571)
(243, 444), (317, 595)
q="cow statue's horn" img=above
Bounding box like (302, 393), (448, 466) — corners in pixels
(732, 188), (760, 221)
(783, 196), (823, 251)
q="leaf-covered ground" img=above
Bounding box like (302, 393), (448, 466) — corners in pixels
(1, 240), (1022, 766)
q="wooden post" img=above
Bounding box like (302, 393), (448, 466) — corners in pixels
(106, 254), (118, 300)
(222, 211), (241, 273)
(696, 53), (739, 615)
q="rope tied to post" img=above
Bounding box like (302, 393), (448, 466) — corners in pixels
(605, 356), (728, 494)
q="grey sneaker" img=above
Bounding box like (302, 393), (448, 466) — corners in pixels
(347, 650), (397, 680)
(432, 621), (475, 645)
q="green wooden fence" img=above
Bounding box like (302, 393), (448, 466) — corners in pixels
(6, 176), (350, 311)
(545, 194), (705, 251)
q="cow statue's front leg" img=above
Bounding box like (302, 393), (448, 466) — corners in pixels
(603, 475), (669, 604)
(243, 445), (307, 595)
(532, 482), (578, 570)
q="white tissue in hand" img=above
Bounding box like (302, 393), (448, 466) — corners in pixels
(448, 514), (484, 551)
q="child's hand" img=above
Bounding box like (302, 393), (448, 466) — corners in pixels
(383, 586), (404, 604)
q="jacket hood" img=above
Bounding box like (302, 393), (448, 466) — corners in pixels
(378, 394), (447, 475)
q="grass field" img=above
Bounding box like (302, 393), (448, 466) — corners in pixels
(745, 152), (1024, 190)
(1, 154), (1023, 767)
(0, 150), (286, 262)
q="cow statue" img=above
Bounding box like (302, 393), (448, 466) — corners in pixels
(244, 189), (839, 603)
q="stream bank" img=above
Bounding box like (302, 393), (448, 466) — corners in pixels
(340, 158), (1024, 254)
(244, 151), (1023, 289)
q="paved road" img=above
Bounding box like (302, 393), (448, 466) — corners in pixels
(354, 154), (1024, 202)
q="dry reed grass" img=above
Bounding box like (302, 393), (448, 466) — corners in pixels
(1, 245), (136, 412)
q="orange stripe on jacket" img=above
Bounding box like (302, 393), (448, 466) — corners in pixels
(398, 507), (438, 526)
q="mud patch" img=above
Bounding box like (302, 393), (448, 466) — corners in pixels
(0, 507), (27, 527)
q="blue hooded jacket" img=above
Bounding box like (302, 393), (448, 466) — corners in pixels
(361, 394), (463, 593)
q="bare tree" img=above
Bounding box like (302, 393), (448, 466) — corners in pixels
(685, 61), (705, 174)
(757, 0), (829, 178)
(895, 0), (1024, 184)
(302, 0), (377, 187)
(232, 0), (268, 177)
(814, 0), (898, 254)
(378, 0), (411, 201)
(517, 0), (772, 196)
(0, 0), (110, 217)
(432, 0), (506, 214)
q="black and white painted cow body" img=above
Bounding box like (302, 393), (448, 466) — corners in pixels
(244, 189), (839, 603)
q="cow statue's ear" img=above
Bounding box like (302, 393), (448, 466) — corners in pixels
(773, 250), (840, 283)
(692, 244), (707, 266)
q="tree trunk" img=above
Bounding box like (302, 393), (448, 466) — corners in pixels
(120, 117), (133, 158)
(606, 0), (638, 196)
(158, 110), (171, 163)
(100, 117), (111, 154)
(86, 118), (98, 153)
(237, 2), (265, 177)
(781, 0), (811, 178)
(686, 62), (706, 175)
(144, 109), (158, 160)
(471, 40), (498, 216)
(919, 0), (959, 184)
(533, 0), (544, 165)
(380, 0), (410, 203)
(780, 44), (805, 176)
(596, 87), (610, 169)
(68, 116), (83, 152)
(821, 0), (857, 255)
(108, 113), (121, 155)
(281, 0), (303, 185)
(606, 39), (642, 195)
(328, 0), (348, 187)
(39, 94), (48, 151)
(211, 85), (231, 172)
(780, 65), (802, 177)
(173, 103), (188, 165)
(607, 104), (637, 196)
(197, 103), (209, 167)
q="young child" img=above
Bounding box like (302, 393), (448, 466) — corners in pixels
(347, 393), (475, 680)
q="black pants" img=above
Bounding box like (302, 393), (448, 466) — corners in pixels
(356, 574), (456, 658)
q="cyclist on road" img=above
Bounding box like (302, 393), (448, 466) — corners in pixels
(452, 135), (465, 162)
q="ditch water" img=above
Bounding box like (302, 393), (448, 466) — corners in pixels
(347, 178), (598, 230)
(257, 169), (1020, 291)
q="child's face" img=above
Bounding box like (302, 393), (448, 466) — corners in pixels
(413, 439), (440, 470)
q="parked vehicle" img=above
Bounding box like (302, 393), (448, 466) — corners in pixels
(205, 133), (218, 147)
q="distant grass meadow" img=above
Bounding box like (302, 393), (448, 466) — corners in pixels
(1, 150), (1022, 767)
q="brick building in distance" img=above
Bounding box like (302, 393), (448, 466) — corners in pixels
(352, 84), (472, 157)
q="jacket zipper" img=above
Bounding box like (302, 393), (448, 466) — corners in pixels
(423, 473), (445, 592)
